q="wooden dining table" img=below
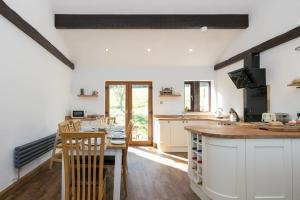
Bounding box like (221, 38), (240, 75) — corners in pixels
(61, 129), (126, 200)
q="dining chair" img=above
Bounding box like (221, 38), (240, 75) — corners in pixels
(122, 120), (133, 197)
(69, 119), (81, 132)
(105, 117), (116, 125)
(49, 121), (71, 169)
(61, 130), (106, 200)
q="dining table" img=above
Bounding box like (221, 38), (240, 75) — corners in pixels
(61, 122), (126, 200)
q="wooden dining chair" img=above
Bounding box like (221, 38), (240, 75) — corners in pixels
(61, 130), (106, 200)
(69, 119), (81, 132)
(122, 120), (134, 197)
(49, 121), (71, 169)
(105, 117), (116, 125)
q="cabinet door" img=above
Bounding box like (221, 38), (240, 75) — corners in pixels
(203, 137), (246, 200)
(292, 139), (300, 200)
(246, 139), (292, 200)
(159, 121), (171, 147)
(170, 121), (187, 146)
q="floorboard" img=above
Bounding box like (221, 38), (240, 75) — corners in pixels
(4, 147), (199, 200)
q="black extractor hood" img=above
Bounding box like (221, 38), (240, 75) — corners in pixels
(228, 53), (266, 89)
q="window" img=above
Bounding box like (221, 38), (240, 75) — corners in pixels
(184, 81), (211, 112)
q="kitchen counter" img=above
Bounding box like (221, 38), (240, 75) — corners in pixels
(184, 125), (300, 139)
(154, 115), (231, 123)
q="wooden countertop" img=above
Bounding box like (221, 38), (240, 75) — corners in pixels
(184, 125), (300, 139)
(154, 115), (231, 122)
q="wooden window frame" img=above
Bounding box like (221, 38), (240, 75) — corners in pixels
(184, 81), (211, 112)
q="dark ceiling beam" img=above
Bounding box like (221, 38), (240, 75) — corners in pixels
(55, 14), (249, 29)
(214, 26), (300, 70)
(0, 0), (74, 70)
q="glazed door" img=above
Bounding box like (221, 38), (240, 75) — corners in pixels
(105, 81), (153, 145)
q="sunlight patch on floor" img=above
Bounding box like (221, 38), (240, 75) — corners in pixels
(129, 147), (188, 172)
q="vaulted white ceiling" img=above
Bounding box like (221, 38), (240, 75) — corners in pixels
(52, 0), (253, 67)
(51, 0), (254, 14)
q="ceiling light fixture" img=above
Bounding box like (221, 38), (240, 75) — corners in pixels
(105, 48), (109, 52)
(189, 48), (193, 52)
(146, 48), (151, 52)
(200, 26), (208, 32)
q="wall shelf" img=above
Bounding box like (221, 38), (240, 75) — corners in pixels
(159, 94), (181, 97)
(77, 94), (99, 97)
(287, 83), (300, 88)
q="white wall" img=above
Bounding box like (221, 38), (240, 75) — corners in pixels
(71, 66), (215, 115)
(0, 0), (72, 191)
(216, 0), (300, 120)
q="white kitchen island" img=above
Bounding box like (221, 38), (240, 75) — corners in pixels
(185, 125), (300, 200)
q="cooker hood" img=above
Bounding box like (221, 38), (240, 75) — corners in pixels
(228, 53), (266, 89)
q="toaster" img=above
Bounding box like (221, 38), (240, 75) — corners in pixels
(262, 113), (276, 123)
(275, 113), (289, 123)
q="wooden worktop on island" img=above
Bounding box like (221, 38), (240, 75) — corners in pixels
(185, 125), (300, 139)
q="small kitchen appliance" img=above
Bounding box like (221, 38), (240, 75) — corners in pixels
(71, 110), (87, 119)
(262, 113), (276, 123)
(275, 113), (289, 124)
(229, 108), (240, 122)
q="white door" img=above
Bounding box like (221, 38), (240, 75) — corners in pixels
(170, 121), (187, 146)
(203, 137), (246, 200)
(246, 139), (292, 200)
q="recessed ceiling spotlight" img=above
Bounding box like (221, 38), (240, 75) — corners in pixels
(200, 26), (208, 32)
(146, 48), (151, 52)
(105, 48), (109, 52)
(189, 48), (193, 52)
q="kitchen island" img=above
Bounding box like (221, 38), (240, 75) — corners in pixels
(185, 125), (300, 200)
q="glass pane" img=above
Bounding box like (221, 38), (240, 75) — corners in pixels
(199, 82), (210, 112)
(132, 85), (149, 141)
(184, 84), (191, 111)
(109, 85), (126, 126)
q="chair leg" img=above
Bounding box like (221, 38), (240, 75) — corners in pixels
(123, 164), (128, 197)
(103, 177), (106, 200)
(49, 133), (59, 169)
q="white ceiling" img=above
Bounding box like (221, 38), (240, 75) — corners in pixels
(59, 29), (242, 67)
(52, 0), (252, 67)
(51, 0), (254, 14)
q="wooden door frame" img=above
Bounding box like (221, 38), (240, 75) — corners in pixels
(105, 81), (153, 146)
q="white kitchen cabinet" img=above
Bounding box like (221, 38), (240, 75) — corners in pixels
(154, 119), (217, 152)
(203, 137), (246, 200)
(292, 139), (300, 200)
(154, 120), (171, 151)
(170, 120), (188, 147)
(246, 139), (292, 200)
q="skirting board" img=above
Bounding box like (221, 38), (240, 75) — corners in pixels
(158, 146), (188, 153)
(0, 159), (51, 199)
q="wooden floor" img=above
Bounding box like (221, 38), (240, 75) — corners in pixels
(4, 147), (199, 200)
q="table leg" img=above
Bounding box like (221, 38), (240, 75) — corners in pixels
(61, 155), (65, 200)
(113, 150), (122, 200)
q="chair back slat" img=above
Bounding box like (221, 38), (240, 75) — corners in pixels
(61, 130), (106, 200)
(126, 121), (134, 149)
(106, 117), (116, 125)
